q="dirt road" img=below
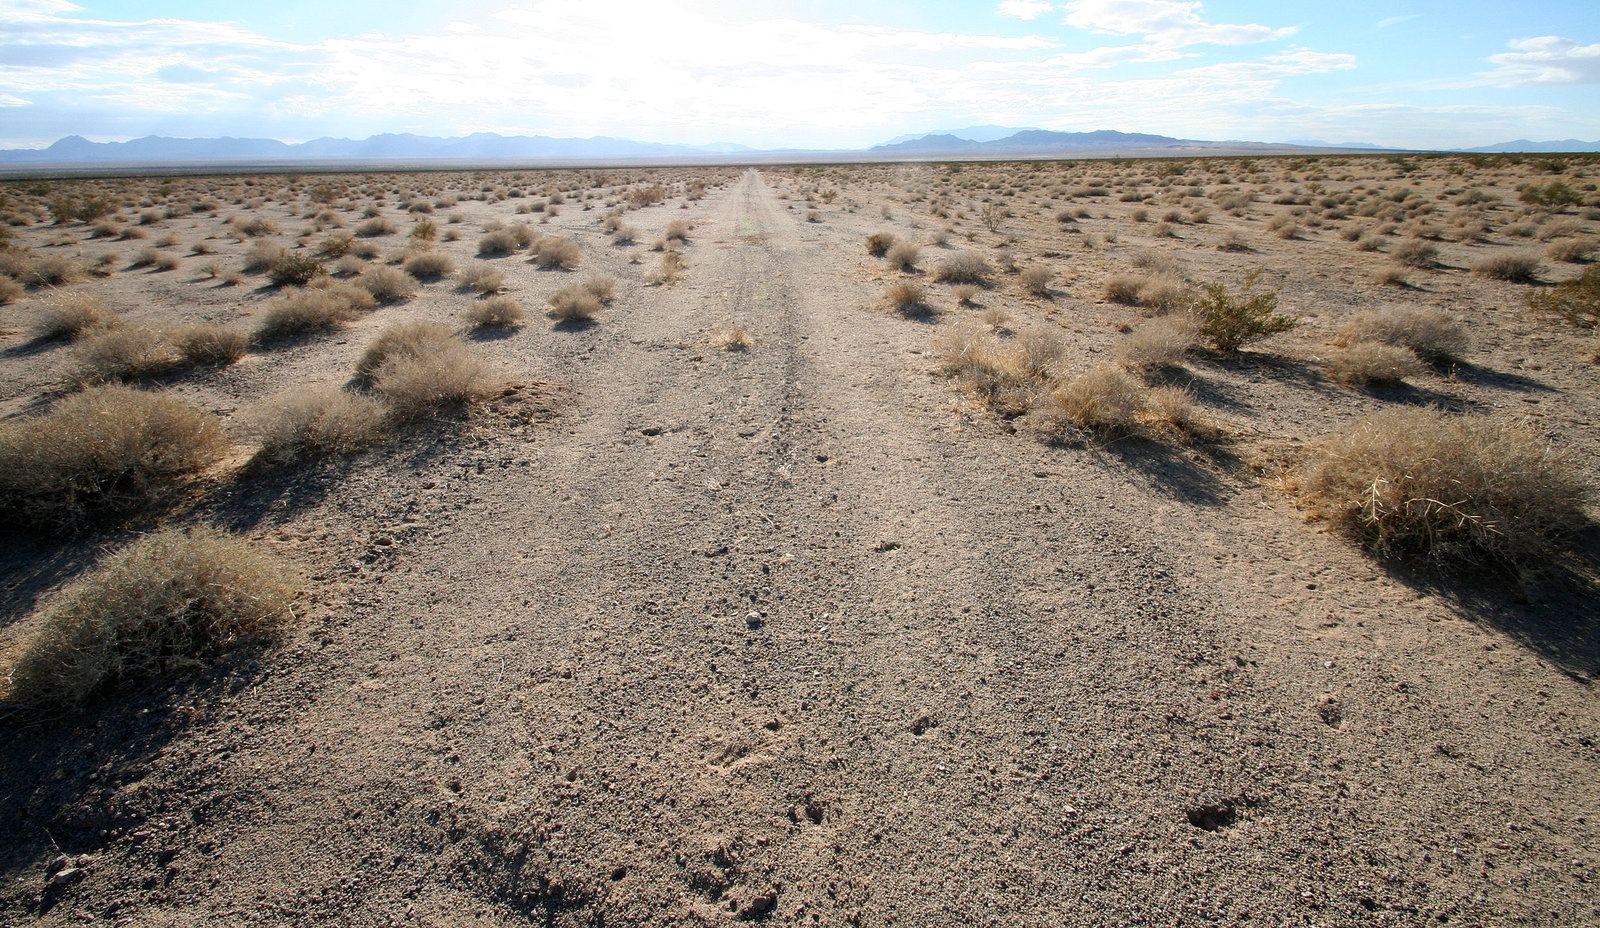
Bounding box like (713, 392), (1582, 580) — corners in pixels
(4, 171), (1597, 925)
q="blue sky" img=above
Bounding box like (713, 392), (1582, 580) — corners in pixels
(1, 0), (1595, 149)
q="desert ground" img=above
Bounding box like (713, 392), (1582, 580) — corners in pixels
(1, 154), (1598, 926)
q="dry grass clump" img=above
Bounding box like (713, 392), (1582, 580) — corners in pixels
(1545, 238), (1594, 264)
(242, 240), (289, 273)
(1019, 266), (1053, 296)
(74, 323), (181, 384)
(465, 295), (527, 328)
(477, 230), (518, 257)
(1527, 264), (1599, 327)
(533, 236), (582, 270)
(645, 250), (687, 285)
(368, 330), (501, 421)
(458, 262), (505, 294)
(256, 285), (369, 341)
(174, 324), (248, 367)
(935, 250), (992, 284)
(248, 385), (387, 463)
(1300, 408), (1588, 570)
(1104, 271), (1188, 310)
(1472, 252), (1541, 283)
(34, 291), (117, 341)
(355, 321), (454, 379)
(1046, 365), (1145, 436)
(952, 284), (979, 306)
(355, 265), (419, 304)
(713, 323), (752, 351)
(402, 251), (454, 281)
(548, 286), (602, 324)
(1140, 384), (1209, 438)
(22, 254), (83, 288)
(937, 326), (1062, 417)
(884, 280), (933, 317)
(1117, 314), (1199, 372)
(886, 241), (920, 271)
(1, 526), (296, 709)
(1190, 270), (1295, 353)
(356, 217), (396, 238)
(664, 220), (692, 244)
(266, 251), (324, 287)
(866, 232), (896, 257)
(1391, 239), (1438, 268)
(0, 276), (22, 305)
(1335, 307), (1468, 362)
(1324, 342), (1423, 386)
(0, 385), (227, 530)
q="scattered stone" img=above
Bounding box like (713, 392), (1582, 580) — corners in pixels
(736, 889), (778, 920)
(874, 540), (900, 552)
(49, 867), (85, 888)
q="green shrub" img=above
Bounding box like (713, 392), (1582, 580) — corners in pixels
(1190, 270), (1295, 353)
(1528, 265), (1600, 327)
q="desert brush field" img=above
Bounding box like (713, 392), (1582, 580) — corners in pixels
(1, 153), (1598, 925)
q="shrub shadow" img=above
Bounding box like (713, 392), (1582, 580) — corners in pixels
(1446, 360), (1556, 394)
(1091, 435), (1238, 507)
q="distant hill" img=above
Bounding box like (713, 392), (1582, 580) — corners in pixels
(882, 125), (1039, 146)
(869, 128), (1363, 157)
(1461, 139), (1600, 154)
(0, 132), (754, 166)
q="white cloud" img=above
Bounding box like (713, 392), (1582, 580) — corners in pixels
(1485, 36), (1600, 86)
(997, 0), (1055, 19)
(1376, 14), (1421, 29)
(1061, 0), (1292, 46)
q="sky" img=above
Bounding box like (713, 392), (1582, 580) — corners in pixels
(0, 0), (1596, 150)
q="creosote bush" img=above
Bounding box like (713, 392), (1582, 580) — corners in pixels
(1300, 408), (1588, 570)
(1, 526), (296, 708)
(1527, 264), (1599, 327)
(0, 385), (227, 531)
(1190, 270), (1295, 353)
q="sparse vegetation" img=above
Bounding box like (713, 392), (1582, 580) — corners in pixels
(1324, 341), (1423, 386)
(935, 250), (992, 285)
(465, 295), (527, 328)
(1335, 307), (1468, 362)
(1528, 264), (1599, 327)
(355, 265), (419, 304)
(884, 280), (932, 317)
(34, 291), (117, 341)
(249, 385), (387, 463)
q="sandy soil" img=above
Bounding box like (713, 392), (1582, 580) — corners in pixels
(1, 161), (1598, 926)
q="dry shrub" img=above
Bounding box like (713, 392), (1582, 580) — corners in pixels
(458, 262), (505, 294)
(714, 324), (752, 351)
(242, 240), (288, 273)
(403, 251), (454, 281)
(267, 251), (324, 287)
(355, 321), (454, 379)
(1325, 341), (1423, 386)
(886, 241), (920, 271)
(645, 250), (687, 285)
(256, 287), (358, 341)
(1335, 307), (1467, 361)
(1528, 264), (1599, 327)
(175, 324), (248, 367)
(23, 254), (83, 288)
(1019, 265), (1053, 296)
(937, 326), (1061, 417)
(0, 385), (227, 530)
(866, 232), (895, 257)
(611, 224), (638, 245)
(35, 291), (117, 341)
(370, 333), (500, 421)
(1472, 252), (1541, 283)
(466, 295), (527, 328)
(356, 217), (395, 238)
(1047, 365), (1144, 435)
(549, 286), (602, 324)
(477, 230), (518, 257)
(249, 385), (387, 463)
(665, 220), (691, 243)
(1545, 238), (1594, 264)
(1117, 314), (1199, 371)
(885, 280), (932, 317)
(74, 323), (181, 383)
(1300, 408), (1588, 569)
(953, 284), (979, 306)
(1104, 274), (1144, 305)
(1391, 239), (1438, 268)
(1140, 384), (1208, 438)
(533, 236), (582, 270)
(355, 265), (419, 304)
(1, 526), (296, 708)
(935, 250), (992, 284)
(0, 276), (21, 304)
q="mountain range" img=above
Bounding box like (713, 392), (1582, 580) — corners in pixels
(0, 128), (1594, 169)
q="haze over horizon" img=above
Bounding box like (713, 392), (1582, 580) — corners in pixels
(1, 0), (1596, 152)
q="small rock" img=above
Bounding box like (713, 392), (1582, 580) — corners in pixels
(874, 540), (900, 553)
(737, 890), (779, 920)
(49, 867), (85, 888)
(45, 855), (68, 875)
